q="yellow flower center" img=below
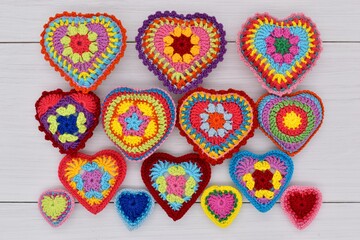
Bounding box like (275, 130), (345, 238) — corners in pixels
(283, 111), (302, 130)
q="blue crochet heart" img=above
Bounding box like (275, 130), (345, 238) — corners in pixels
(115, 189), (154, 230)
(229, 150), (294, 212)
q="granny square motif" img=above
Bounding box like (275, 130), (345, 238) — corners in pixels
(177, 88), (257, 165)
(238, 13), (322, 96)
(136, 11), (226, 94)
(257, 90), (324, 156)
(35, 89), (100, 154)
(229, 150), (294, 212)
(102, 87), (176, 161)
(41, 12), (127, 92)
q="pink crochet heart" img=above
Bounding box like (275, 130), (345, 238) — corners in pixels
(281, 186), (322, 230)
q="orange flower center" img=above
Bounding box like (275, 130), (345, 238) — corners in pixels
(171, 35), (193, 56)
(207, 112), (226, 130)
(70, 34), (91, 54)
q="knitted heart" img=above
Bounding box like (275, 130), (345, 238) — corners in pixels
(177, 88), (257, 165)
(229, 150), (294, 212)
(58, 150), (127, 214)
(238, 13), (322, 96)
(102, 87), (176, 161)
(114, 189), (154, 230)
(35, 89), (100, 154)
(257, 90), (324, 156)
(141, 153), (211, 221)
(136, 11), (226, 94)
(38, 189), (75, 227)
(41, 12), (127, 93)
(200, 186), (242, 228)
(281, 186), (322, 230)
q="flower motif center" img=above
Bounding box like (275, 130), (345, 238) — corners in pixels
(208, 112), (226, 130)
(252, 169), (274, 190)
(118, 106), (150, 136)
(57, 115), (78, 134)
(274, 37), (291, 55)
(163, 26), (200, 64)
(69, 34), (92, 54)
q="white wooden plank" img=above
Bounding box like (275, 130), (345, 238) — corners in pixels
(0, 42), (359, 202)
(0, 202), (358, 239)
(0, 0), (360, 42)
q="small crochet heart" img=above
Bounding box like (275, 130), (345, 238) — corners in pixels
(58, 150), (127, 214)
(141, 152), (211, 221)
(281, 186), (322, 230)
(238, 13), (322, 96)
(114, 189), (154, 230)
(177, 88), (257, 165)
(136, 11), (226, 94)
(41, 12), (127, 93)
(229, 150), (294, 212)
(257, 90), (324, 156)
(35, 89), (100, 154)
(201, 186), (242, 228)
(38, 189), (74, 227)
(102, 87), (176, 161)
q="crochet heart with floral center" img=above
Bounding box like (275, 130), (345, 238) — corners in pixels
(136, 11), (226, 94)
(229, 150), (294, 212)
(102, 87), (176, 161)
(41, 12), (127, 93)
(238, 13), (322, 96)
(200, 186), (242, 228)
(115, 189), (154, 230)
(177, 88), (257, 165)
(38, 189), (75, 227)
(35, 89), (100, 154)
(58, 150), (127, 214)
(257, 90), (324, 156)
(141, 153), (211, 221)
(281, 186), (322, 230)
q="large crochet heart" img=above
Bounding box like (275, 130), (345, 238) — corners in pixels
(177, 88), (257, 165)
(229, 150), (294, 212)
(136, 11), (226, 94)
(35, 89), (100, 154)
(58, 150), (127, 214)
(238, 13), (322, 96)
(281, 186), (322, 230)
(257, 90), (324, 156)
(141, 153), (211, 221)
(200, 186), (242, 228)
(115, 189), (154, 230)
(41, 12), (127, 93)
(102, 87), (176, 161)
(38, 189), (75, 227)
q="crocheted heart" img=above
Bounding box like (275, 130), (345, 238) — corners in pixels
(200, 186), (242, 228)
(102, 87), (176, 161)
(141, 153), (211, 221)
(115, 189), (154, 230)
(177, 88), (257, 165)
(38, 189), (75, 227)
(58, 150), (127, 214)
(238, 13), (322, 96)
(229, 150), (294, 212)
(41, 12), (127, 93)
(136, 11), (226, 94)
(281, 186), (322, 230)
(35, 89), (100, 154)
(257, 90), (324, 156)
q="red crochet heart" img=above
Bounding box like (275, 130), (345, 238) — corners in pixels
(58, 150), (127, 214)
(281, 186), (322, 230)
(35, 89), (100, 154)
(141, 152), (211, 221)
